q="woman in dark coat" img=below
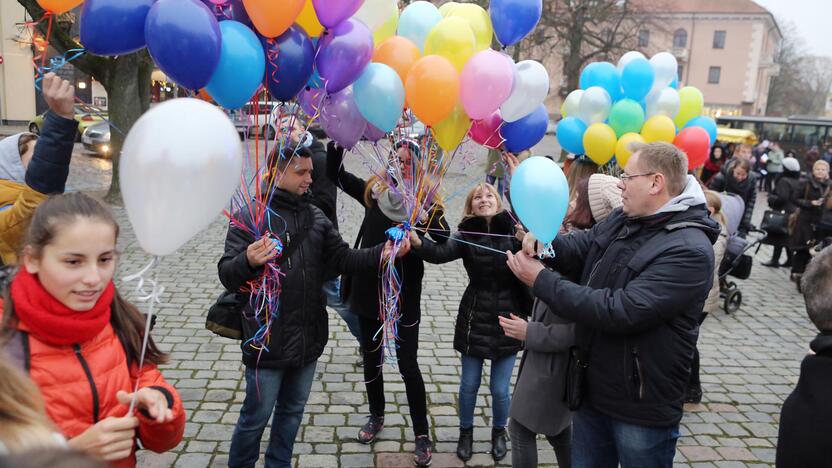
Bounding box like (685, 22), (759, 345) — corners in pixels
(709, 158), (757, 235)
(761, 156), (801, 267)
(790, 160), (831, 284)
(700, 144), (726, 185)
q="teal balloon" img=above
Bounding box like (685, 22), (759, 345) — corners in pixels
(509, 156), (569, 245)
(556, 117), (587, 155)
(397, 1), (442, 53)
(621, 57), (654, 101)
(354, 63), (405, 133)
(684, 116), (717, 145)
(205, 21), (265, 109)
(608, 99), (645, 137)
(580, 62), (621, 101)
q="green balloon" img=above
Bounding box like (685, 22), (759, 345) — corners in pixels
(609, 99), (646, 138)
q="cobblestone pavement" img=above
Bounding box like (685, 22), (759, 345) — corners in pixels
(64, 140), (814, 468)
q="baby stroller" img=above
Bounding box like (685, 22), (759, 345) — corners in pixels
(718, 193), (767, 313)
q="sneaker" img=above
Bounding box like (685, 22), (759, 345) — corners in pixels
(358, 415), (384, 444)
(414, 435), (433, 467)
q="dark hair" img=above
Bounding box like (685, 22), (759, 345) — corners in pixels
(731, 158), (752, 175)
(802, 246), (832, 332)
(17, 134), (38, 157)
(709, 145), (725, 163)
(563, 178), (594, 230)
(0, 193), (167, 367)
(267, 143), (312, 172)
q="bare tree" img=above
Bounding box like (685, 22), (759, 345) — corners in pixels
(767, 20), (832, 116)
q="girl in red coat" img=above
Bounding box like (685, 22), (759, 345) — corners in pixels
(0, 192), (185, 467)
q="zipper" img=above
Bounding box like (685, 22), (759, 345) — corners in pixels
(286, 232), (292, 269)
(73, 344), (100, 423)
(297, 213), (306, 365)
(465, 296), (476, 355)
(632, 345), (644, 401)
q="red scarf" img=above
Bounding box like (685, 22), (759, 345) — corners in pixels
(11, 269), (114, 346)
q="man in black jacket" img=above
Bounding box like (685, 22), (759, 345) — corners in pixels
(508, 142), (718, 468)
(220, 144), (408, 468)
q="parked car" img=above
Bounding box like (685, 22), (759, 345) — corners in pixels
(81, 121), (111, 158)
(28, 104), (108, 141)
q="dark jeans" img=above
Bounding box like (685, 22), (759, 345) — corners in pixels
(792, 249), (813, 275)
(323, 277), (361, 341)
(572, 405), (679, 468)
(509, 419), (572, 468)
(769, 245), (792, 264)
(228, 362), (317, 468)
(765, 171), (779, 192)
(459, 354), (516, 429)
(359, 315), (429, 436)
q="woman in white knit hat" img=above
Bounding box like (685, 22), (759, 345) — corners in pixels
(761, 155), (801, 267)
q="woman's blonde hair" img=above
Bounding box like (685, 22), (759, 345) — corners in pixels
(704, 190), (728, 229)
(462, 183), (503, 220)
(0, 358), (62, 454)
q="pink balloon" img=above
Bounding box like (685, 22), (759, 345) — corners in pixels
(312, 0), (364, 29)
(460, 50), (514, 120)
(469, 110), (504, 149)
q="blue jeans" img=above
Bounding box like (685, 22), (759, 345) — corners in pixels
(459, 353), (516, 429)
(572, 405), (679, 468)
(323, 277), (361, 341)
(228, 361), (317, 468)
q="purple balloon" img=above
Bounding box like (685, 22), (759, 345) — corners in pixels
(316, 19), (373, 94)
(200, 0), (252, 27)
(298, 87), (326, 118)
(312, 0), (364, 29)
(363, 123), (388, 142)
(320, 88), (367, 149)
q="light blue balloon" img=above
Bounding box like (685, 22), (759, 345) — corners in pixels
(670, 77), (679, 89)
(510, 156), (569, 245)
(684, 116), (718, 145)
(205, 21), (265, 109)
(307, 38), (322, 89)
(621, 57), (654, 101)
(397, 1), (442, 53)
(354, 63), (405, 133)
(580, 61), (621, 101)
(556, 117), (587, 155)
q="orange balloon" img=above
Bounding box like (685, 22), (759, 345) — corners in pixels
(406, 55), (460, 127)
(197, 89), (214, 103)
(243, 0), (305, 38)
(37, 0), (83, 14)
(373, 36), (422, 85)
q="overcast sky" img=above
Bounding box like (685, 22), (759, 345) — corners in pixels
(752, 0), (832, 57)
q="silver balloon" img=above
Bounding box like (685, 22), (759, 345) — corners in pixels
(646, 87), (680, 118)
(576, 86), (612, 124)
(500, 60), (550, 123)
(648, 52), (678, 95)
(561, 89), (583, 117)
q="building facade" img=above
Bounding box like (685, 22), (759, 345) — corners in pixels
(0, 1), (36, 124)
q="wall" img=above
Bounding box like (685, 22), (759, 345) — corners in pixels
(0, 2), (36, 124)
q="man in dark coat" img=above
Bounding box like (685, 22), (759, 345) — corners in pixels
(508, 142), (718, 468)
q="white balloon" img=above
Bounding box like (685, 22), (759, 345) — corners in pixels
(649, 52), (678, 95)
(646, 87), (680, 118)
(500, 60), (550, 123)
(617, 51), (646, 71)
(577, 86), (612, 124)
(353, 0), (397, 32)
(120, 98), (242, 256)
(561, 89), (583, 117)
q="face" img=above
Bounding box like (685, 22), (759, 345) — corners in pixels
(619, 152), (659, 218)
(736, 146), (752, 160)
(20, 140), (36, 169)
(732, 167), (749, 183)
(813, 163), (830, 181)
(276, 156), (313, 195)
(470, 187), (499, 218)
(713, 147), (723, 159)
(397, 146), (414, 183)
(24, 218), (117, 312)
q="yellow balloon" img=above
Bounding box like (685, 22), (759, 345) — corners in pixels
(432, 104), (471, 151)
(583, 123), (617, 165)
(674, 86), (704, 128)
(439, 2), (460, 16)
(641, 115), (676, 143)
(373, 6), (399, 44)
(296, 0), (324, 37)
(615, 132), (645, 169)
(424, 17), (476, 72)
(446, 4), (493, 51)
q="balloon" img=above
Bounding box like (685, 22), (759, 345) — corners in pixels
(316, 19), (374, 93)
(312, 0), (364, 29)
(510, 156), (569, 245)
(490, 0), (542, 47)
(397, 1), (442, 53)
(145, 0), (221, 90)
(502, 104), (548, 153)
(37, 0), (82, 14)
(373, 36), (421, 85)
(608, 99), (645, 138)
(373, 5), (399, 44)
(439, 2), (458, 16)
(580, 62), (621, 101)
(81, 0), (154, 56)
(353, 0), (397, 31)
(432, 105), (471, 151)
(243, 0), (304, 38)
(577, 87), (612, 124)
(674, 86), (704, 129)
(556, 117), (587, 155)
(646, 87), (680, 118)
(353, 63), (405, 132)
(560, 89), (583, 118)
(617, 51), (646, 71)
(674, 126), (710, 170)
(615, 132), (645, 169)
(297, 0), (324, 37)
(640, 115), (676, 143)
(298, 86), (326, 117)
(684, 116), (717, 145)
(201, 0), (252, 26)
(120, 98), (242, 257)
(424, 17), (476, 72)
(261, 25), (316, 102)
(649, 52), (678, 95)
(363, 123), (388, 142)
(205, 22), (265, 109)
(460, 50), (514, 120)
(620, 57), (655, 102)
(444, 3), (494, 51)
(320, 87), (367, 149)
(583, 123), (617, 165)
(469, 110), (503, 149)
(405, 55), (460, 127)
(501, 60), (550, 123)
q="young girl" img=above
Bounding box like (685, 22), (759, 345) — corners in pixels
(409, 183), (530, 462)
(0, 193), (185, 467)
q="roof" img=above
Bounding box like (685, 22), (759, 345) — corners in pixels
(628, 0), (770, 15)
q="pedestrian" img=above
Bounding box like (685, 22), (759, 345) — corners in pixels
(789, 160), (831, 287)
(761, 156), (801, 267)
(508, 142), (718, 468)
(709, 158), (757, 236)
(565, 157), (599, 206)
(700, 144), (726, 185)
(776, 245), (832, 468)
(765, 141), (784, 193)
(408, 181), (531, 462)
(0, 193), (186, 467)
(0, 358), (65, 454)
(327, 141), (449, 467)
(220, 144), (405, 468)
(822, 146), (832, 169)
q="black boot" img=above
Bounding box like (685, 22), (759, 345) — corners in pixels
(491, 427), (508, 461)
(456, 427), (473, 462)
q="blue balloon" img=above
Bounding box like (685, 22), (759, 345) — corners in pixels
(490, 0), (542, 47)
(146, 0), (221, 90)
(502, 104), (548, 153)
(670, 77), (679, 89)
(205, 21), (265, 109)
(509, 156), (569, 245)
(580, 61), (621, 101)
(621, 57), (655, 101)
(306, 38), (323, 89)
(397, 1), (442, 53)
(262, 25), (315, 102)
(201, 0), (252, 27)
(556, 117), (588, 155)
(80, 0), (155, 56)
(354, 63), (405, 133)
(684, 116), (718, 145)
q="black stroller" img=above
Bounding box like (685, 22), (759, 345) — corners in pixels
(717, 193), (767, 313)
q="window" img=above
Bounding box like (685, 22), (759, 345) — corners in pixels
(677, 64), (684, 82)
(638, 29), (650, 47)
(713, 30), (726, 49)
(708, 66), (721, 84)
(673, 29), (688, 48)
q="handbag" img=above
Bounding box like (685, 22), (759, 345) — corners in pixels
(761, 210), (790, 237)
(564, 344), (590, 410)
(788, 183), (811, 236)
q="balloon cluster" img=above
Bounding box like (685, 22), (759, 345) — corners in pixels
(557, 51), (717, 170)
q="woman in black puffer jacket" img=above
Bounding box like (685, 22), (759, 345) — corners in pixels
(710, 158), (757, 235)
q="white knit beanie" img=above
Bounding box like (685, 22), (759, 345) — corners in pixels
(588, 173), (623, 222)
(782, 157), (800, 173)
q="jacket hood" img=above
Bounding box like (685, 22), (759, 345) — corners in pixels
(656, 175), (707, 215)
(376, 188), (410, 223)
(0, 133), (27, 184)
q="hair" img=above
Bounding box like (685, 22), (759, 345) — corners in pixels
(0, 358), (62, 454)
(737, 143), (753, 154)
(703, 190), (728, 229)
(0, 449), (108, 468)
(563, 178), (594, 230)
(566, 158), (599, 203)
(801, 246), (832, 332)
(0, 193), (167, 368)
(17, 134), (38, 157)
(267, 143), (312, 173)
(814, 159), (830, 172)
(630, 141), (688, 196)
(709, 145), (725, 163)
(731, 158), (753, 175)
(462, 183), (503, 220)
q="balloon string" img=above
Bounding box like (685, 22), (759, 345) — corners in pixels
(414, 229), (509, 256)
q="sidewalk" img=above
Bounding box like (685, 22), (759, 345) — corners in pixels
(0, 124), (31, 137)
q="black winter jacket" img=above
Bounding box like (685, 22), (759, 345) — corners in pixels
(308, 139), (338, 231)
(218, 189), (382, 369)
(763, 170), (801, 247)
(709, 168), (757, 234)
(415, 211), (531, 360)
(533, 206), (719, 427)
(790, 176), (831, 249)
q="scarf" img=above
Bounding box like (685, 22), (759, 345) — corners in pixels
(10, 269), (114, 346)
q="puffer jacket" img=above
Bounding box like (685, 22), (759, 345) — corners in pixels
(709, 168), (757, 234)
(414, 211), (531, 360)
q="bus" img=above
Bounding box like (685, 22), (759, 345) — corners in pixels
(715, 115), (832, 155)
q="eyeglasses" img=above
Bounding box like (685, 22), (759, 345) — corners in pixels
(620, 172), (656, 182)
